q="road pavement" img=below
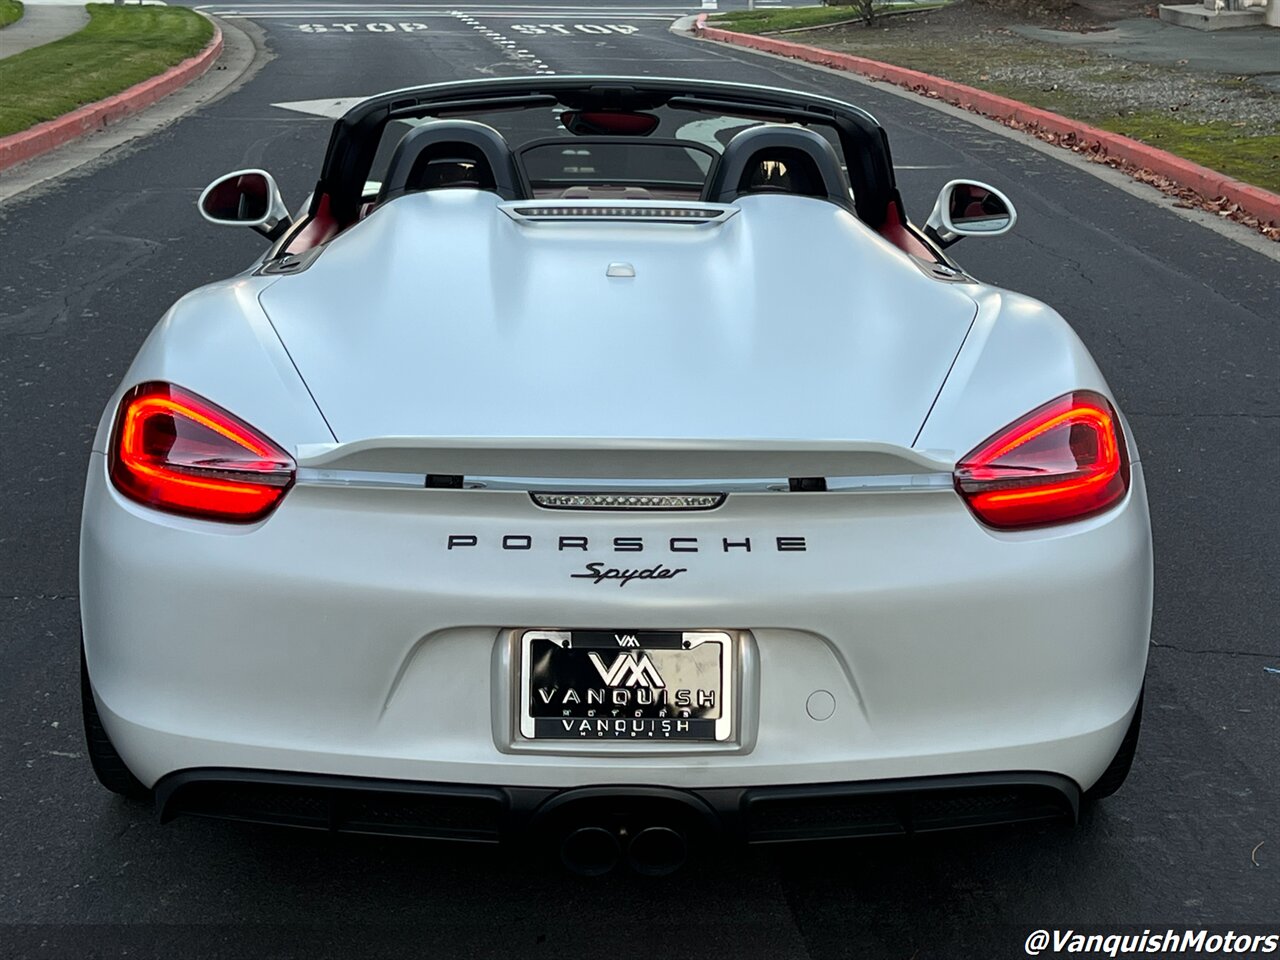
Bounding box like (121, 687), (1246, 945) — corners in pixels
(0, 3), (1277, 957)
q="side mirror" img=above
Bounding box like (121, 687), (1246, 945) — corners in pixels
(925, 179), (1016, 248)
(198, 169), (292, 241)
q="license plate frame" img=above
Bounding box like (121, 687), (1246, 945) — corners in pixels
(518, 629), (734, 742)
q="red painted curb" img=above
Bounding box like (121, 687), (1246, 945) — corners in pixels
(0, 21), (224, 174)
(696, 18), (1280, 228)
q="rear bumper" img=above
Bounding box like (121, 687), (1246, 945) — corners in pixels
(155, 768), (1080, 844)
(81, 451), (1153, 794)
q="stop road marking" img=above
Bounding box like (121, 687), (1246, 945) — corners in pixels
(509, 24), (640, 35)
(298, 22), (429, 32)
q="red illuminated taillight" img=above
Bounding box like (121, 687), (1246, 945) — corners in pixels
(109, 382), (295, 523)
(954, 391), (1129, 530)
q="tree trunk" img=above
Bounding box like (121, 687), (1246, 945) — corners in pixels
(827, 0), (876, 23)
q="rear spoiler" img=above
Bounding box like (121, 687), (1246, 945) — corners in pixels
(295, 437), (955, 488)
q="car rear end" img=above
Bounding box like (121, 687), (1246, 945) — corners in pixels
(81, 184), (1151, 870)
(81, 413), (1152, 861)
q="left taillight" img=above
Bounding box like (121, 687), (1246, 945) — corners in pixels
(954, 390), (1129, 530)
(109, 382), (295, 523)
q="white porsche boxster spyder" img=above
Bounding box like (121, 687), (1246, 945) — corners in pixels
(80, 77), (1152, 875)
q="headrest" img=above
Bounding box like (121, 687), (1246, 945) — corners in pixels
(379, 120), (522, 202)
(704, 125), (853, 211)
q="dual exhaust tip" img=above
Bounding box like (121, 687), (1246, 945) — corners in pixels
(560, 824), (688, 877)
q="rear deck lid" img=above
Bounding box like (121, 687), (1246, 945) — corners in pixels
(259, 191), (978, 448)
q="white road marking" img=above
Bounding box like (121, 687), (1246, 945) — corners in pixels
(296, 20), (431, 30)
(509, 22), (641, 34)
(272, 97), (368, 117)
(269, 3), (656, 77)
(489, 12), (666, 17)
(449, 8), (557, 75)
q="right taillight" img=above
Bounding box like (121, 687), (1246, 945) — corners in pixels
(954, 390), (1129, 530)
(109, 382), (295, 523)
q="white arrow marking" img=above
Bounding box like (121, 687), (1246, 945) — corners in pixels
(271, 97), (367, 118)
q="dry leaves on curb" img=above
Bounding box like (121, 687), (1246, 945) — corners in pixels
(870, 78), (1280, 242)
(1007, 120), (1279, 241)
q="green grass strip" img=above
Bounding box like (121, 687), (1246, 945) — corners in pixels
(0, 0), (23, 29)
(1095, 115), (1280, 195)
(0, 4), (213, 138)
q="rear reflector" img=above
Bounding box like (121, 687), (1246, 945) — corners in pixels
(109, 382), (295, 523)
(954, 391), (1129, 530)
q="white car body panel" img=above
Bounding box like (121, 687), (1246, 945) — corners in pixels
(89, 279), (334, 453)
(915, 287), (1126, 459)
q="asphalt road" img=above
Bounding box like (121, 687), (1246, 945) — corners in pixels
(1, 3), (1277, 957)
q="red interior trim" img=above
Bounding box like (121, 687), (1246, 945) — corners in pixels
(284, 193), (342, 255)
(878, 202), (939, 261)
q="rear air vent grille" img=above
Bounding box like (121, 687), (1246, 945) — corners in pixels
(742, 782), (1077, 843)
(158, 773), (507, 842)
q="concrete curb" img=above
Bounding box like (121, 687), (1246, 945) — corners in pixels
(695, 16), (1280, 228)
(0, 22), (224, 174)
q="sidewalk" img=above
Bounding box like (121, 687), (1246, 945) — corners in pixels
(0, 4), (87, 59)
(1010, 17), (1280, 94)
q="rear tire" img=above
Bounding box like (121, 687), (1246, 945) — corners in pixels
(1084, 687), (1143, 802)
(81, 637), (149, 801)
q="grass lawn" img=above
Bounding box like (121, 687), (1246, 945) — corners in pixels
(711, 3), (945, 34)
(0, 0), (23, 29)
(0, 4), (213, 138)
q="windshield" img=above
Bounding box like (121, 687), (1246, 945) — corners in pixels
(518, 139), (718, 199)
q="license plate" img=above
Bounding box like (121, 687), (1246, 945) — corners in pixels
(519, 630), (733, 742)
